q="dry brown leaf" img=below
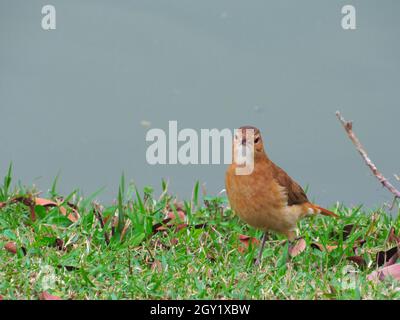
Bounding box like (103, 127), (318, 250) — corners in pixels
(4, 242), (17, 254)
(343, 224), (354, 240)
(152, 218), (172, 233)
(1, 196), (79, 222)
(238, 234), (260, 254)
(388, 227), (400, 246)
(311, 242), (338, 252)
(55, 238), (65, 251)
(35, 197), (79, 222)
(239, 234), (260, 245)
(35, 198), (57, 206)
(347, 256), (367, 268)
(384, 251), (399, 268)
(288, 238), (307, 257)
(376, 247), (399, 267)
(120, 219), (131, 242)
(176, 223), (188, 231)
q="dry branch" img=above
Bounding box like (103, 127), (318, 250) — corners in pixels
(336, 111), (400, 200)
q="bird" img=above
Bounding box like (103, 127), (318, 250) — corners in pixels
(225, 126), (338, 265)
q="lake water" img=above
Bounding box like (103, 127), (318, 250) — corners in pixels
(1, 1), (399, 209)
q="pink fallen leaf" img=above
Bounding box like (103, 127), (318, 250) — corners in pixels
(167, 210), (186, 221)
(288, 238), (307, 257)
(4, 242), (17, 254)
(367, 263), (400, 282)
(35, 198), (57, 206)
(39, 291), (62, 300)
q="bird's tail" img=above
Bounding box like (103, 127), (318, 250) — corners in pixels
(314, 204), (339, 218)
(306, 203), (339, 218)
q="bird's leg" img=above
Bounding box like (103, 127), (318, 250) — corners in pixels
(285, 229), (297, 261)
(255, 232), (268, 266)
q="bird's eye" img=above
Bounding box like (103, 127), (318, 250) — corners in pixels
(234, 135), (238, 140)
(254, 137), (260, 143)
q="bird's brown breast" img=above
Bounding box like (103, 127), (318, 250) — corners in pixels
(225, 161), (290, 232)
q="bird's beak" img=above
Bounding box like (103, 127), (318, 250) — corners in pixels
(241, 138), (246, 146)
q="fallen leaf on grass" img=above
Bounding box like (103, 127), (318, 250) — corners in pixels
(35, 198), (79, 222)
(0, 196), (79, 222)
(152, 204), (186, 233)
(383, 252), (399, 268)
(239, 234), (260, 245)
(311, 242), (338, 252)
(347, 256), (367, 268)
(388, 227), (400, 245)
(167, 210), (185, 221)
(152, 218), (172, 233)
(238, 234), (260, 254)
(331, 224), (355, 240)
(376, 247), (399, 267)
(194, 223), (207, 229)
(55, 238), (65, 251)
(4, 242), (17, 254)
(35, 198), (57, 206)
(367, 263), (400, 282)
(176, 223), (188, 231)
(57, 265), (79, 271)
(4, 242), (26, 255)
(39, 291), (62, 300)
(311, 238), (366, 254)
(288, 238), (307, 257)
(120, 219), (131, 242)
(342, 224), (355, 240)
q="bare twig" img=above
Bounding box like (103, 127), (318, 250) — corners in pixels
(336, 111), (400, 202)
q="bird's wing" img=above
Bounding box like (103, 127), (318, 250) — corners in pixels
(270, 162), (309, 206)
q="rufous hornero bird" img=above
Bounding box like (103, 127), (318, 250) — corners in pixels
(225, 126), (339, 265)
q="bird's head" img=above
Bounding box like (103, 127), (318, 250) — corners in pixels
(233, 126), (266, 165)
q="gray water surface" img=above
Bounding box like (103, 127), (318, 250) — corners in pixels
(1, 0), (399, 208)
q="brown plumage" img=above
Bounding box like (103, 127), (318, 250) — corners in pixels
(225, 126), (338, 264)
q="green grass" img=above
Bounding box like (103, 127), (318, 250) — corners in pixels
(0, 169), (399, 300)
